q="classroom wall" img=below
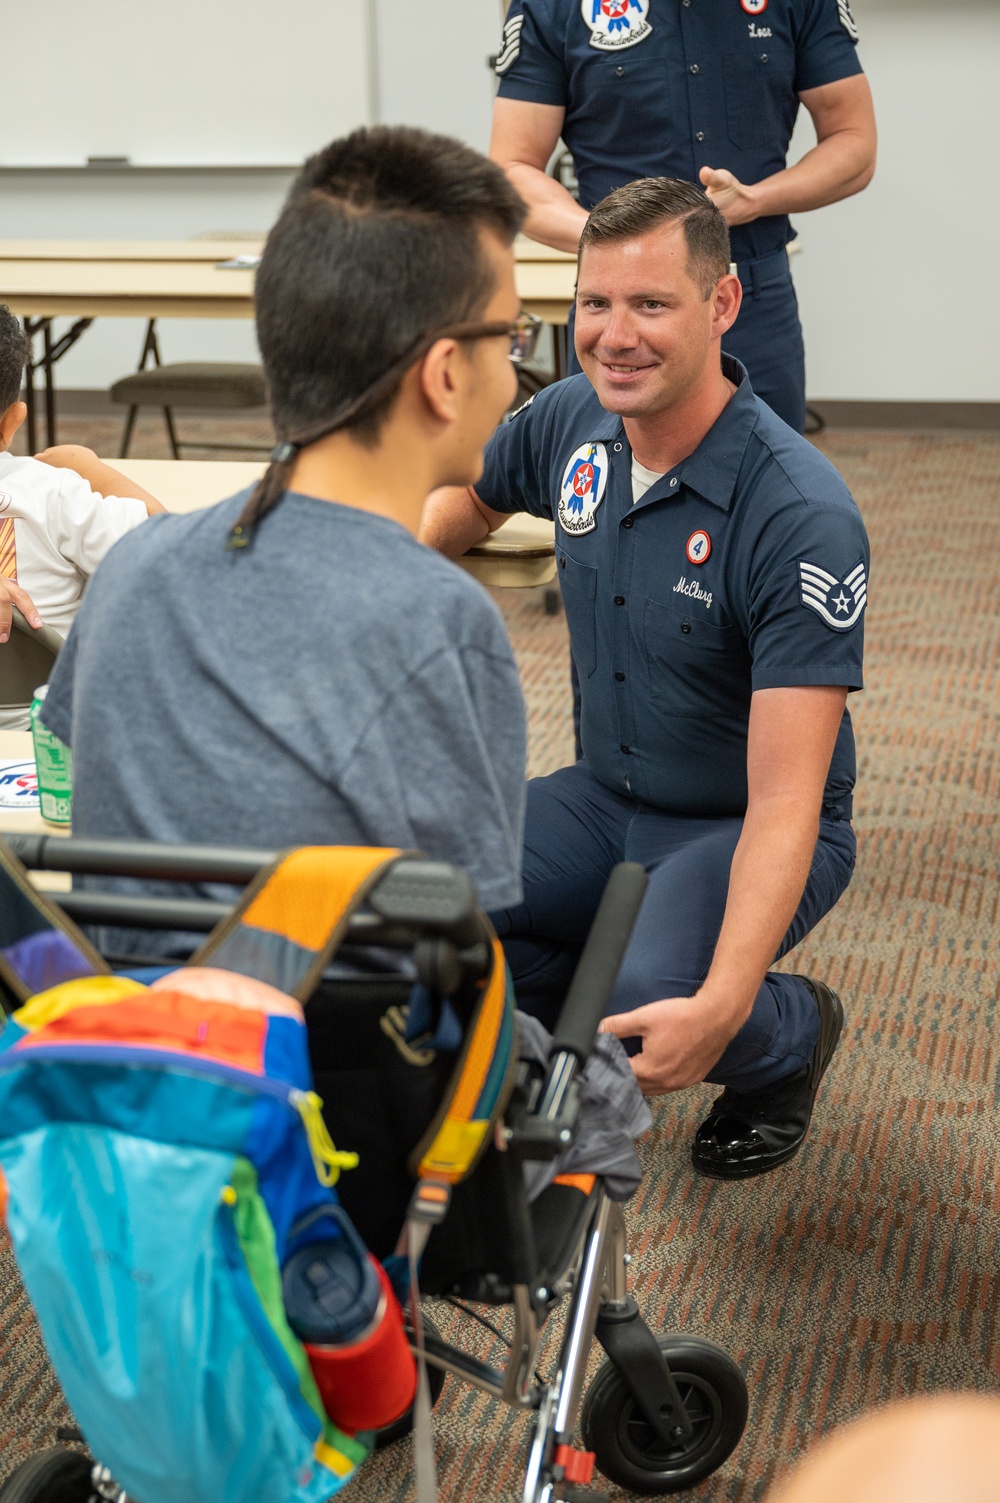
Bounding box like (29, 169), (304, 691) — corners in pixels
(1, 0), (992, 403)
(788, 0), (998, 402)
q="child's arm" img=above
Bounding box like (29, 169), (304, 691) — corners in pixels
(35, 446), (166, 516)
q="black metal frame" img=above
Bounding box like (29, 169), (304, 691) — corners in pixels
(22, 316), (94, 452)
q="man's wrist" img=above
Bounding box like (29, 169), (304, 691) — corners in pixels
(693, 980), (756, 1038)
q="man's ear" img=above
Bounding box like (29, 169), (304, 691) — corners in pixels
(418, 339), (463, 426)
(711, 274), (742, 340)
(0, 401), (27, 452)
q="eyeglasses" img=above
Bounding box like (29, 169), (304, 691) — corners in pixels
(442, 311), (543, 365)
(260, 313), (544, 472)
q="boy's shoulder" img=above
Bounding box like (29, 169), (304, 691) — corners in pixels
(0, 452), (70, 516)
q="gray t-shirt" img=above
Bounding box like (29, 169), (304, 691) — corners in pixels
(43, 490), (526, 955)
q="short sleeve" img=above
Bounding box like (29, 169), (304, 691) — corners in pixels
(39, 617), (79, 744)
(745, 500), (869, 693)
(495, 0), (568, 108)
(794, 0), (863, 93)
(474, 387), (561, 519)
(339, 641), (527, 912)
(47, 469), (148, 577)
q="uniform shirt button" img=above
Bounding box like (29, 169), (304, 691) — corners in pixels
(622, 516), (634, 529)
(689, 63), (700, 74)
(559, 557), (566, 569)
(682, 0), (691, 6)
(695, 131), (705, 142)
(613, 441), (623, 451)
(681, 621), (692, 635)
(614, 595), (625, 606)
(669, 478), (678, 487)
(620, 743), (631, 755)
(614, 671), (625, 682)
(615, 65), (625, 77)
(761, 53), (769, 62)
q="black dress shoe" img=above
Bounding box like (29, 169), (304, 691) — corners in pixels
(690, 977), (844, 1180)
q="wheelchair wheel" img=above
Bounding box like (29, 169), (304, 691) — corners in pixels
(0, 1449), (94, 1503)
(372, 1313), (447, 1449)
(580, 1334), (748, 1495)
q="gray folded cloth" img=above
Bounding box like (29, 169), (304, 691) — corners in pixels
(516, 1011), (652, 1203)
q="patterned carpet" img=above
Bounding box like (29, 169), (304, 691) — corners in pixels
(1, 426), (998, 1497)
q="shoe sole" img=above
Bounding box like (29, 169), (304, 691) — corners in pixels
(690, 977), (845, 1181)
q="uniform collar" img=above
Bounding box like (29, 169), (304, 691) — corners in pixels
(672, 356), (758, 513)
(581, 355), (758, 513)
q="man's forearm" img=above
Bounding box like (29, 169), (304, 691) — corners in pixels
(419, 486), (494, 559)
(748, 129), (876, 219)
(501, 163), (587, 255)
(699, 796), (821, 1035)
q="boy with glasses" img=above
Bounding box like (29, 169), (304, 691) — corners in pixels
(40, 127), (534, 958)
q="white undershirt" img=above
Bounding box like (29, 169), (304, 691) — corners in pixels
(631, 456), (665, 505)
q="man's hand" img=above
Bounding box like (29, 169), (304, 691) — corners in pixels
(0, 577), (43, 643)
(600, 991), (742, 1095)
(699, 167), (762, 226)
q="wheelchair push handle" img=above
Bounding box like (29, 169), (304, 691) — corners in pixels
(549, 861), (648, 1064)
(508, 862), (647, 1160)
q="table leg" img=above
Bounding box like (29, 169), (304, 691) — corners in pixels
(43, 321), (56, 448)
(22, 319), (37, 455)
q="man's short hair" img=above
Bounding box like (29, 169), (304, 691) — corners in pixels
(256, 126), (526, 448)
(580, 178), (731, 299)
(0, 303), (30, 412)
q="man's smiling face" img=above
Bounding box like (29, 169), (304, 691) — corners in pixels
(574, 220), (725, 418)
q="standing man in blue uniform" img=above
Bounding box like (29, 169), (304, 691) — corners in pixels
(421, 179), (869, 1179)
(490, 0), (876, 432)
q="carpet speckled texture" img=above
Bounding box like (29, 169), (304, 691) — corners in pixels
(1, 428), (997, 1498)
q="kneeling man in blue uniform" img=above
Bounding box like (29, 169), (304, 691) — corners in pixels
(421, 178), (868, 1180)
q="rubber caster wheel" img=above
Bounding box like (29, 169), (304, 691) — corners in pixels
(0, 1449), (94, 1503)
(372, 1313), (447, 1449)
(580, 1334), (748, 1495)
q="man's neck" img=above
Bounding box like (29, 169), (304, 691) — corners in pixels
(286, 423), (436, 538)
(624, 367), (736, 476)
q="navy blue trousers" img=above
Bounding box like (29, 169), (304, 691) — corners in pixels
(565, 249), (806, 434)
(490, 761), (856, 1094)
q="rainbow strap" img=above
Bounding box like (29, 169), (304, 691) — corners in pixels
(199, 845), (517, 1187)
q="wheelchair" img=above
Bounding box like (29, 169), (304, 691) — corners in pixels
(0, 833), (749, 1502)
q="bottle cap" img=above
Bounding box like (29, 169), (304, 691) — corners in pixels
(283, 1218), (382, 1346)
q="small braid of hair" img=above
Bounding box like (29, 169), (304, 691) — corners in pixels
(227, 441), (299, 550)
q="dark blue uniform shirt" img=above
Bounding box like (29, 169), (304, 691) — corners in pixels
(476, 358), (869, 817)
(496, 0), (862, 262)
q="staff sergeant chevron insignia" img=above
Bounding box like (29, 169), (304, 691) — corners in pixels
(799, 560), (867, 630)
(836, 0), (859, 41)
(495, 13), (525, 74)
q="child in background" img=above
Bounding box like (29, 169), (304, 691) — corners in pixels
(0, 302), (164, 723)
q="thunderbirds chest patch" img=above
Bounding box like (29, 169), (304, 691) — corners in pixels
(581, 0), (652, 52)
(799, 561), (867, 630)
(558, 443), (608, 536)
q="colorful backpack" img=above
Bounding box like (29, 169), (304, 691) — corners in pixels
(0, 842), (517, 1503)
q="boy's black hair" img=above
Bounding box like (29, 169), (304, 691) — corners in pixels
(233, 125), (525, 547)
(0, 303), (30, 412)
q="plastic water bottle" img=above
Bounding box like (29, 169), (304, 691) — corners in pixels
(282, 1207), (416, 1433)
(29, 685), (72, 826)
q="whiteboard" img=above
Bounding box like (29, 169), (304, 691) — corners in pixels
(1, 0), (374, 167)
